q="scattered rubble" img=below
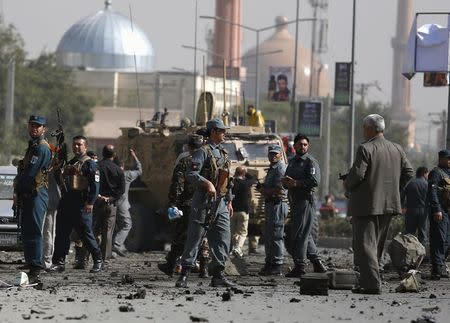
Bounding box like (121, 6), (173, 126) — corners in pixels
(66, 314), (88, 320)
(124, 289), (146, 300)
(119, 305), (135, 312)
(121, 274), (135, 284)
(220, 291), (232, 301)
(190, 315), (209, 322)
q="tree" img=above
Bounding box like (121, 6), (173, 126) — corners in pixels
(0, 21), (95, 163)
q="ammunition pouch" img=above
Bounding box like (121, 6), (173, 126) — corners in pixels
(68, 174), (88, 191)
(35, 169), (49, 190)
(63, 155), (91, 191)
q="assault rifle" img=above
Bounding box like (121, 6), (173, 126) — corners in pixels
(200, 169), (230, 239)
(50, 107), (68, 193)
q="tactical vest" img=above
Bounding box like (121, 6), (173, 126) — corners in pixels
(199, 145), (230, 196)
(63, 155), (91, 191)
(22, 138), (51, 190)
(434, 167), (450, 209)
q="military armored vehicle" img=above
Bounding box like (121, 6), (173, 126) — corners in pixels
(116, 97), (287, 251)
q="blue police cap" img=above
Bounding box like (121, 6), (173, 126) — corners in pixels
(438, 149), (450, 158)
(28, 115), (47, 125)
(206, 118), (230, 130)
(268, 145), (282, 153)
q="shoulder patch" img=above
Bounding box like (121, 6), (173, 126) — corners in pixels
(310, 167), (316, 175)
(30, 155), (39, 164)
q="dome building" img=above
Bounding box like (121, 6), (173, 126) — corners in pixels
(242, 16), (330, 101)
(56, 0), (154, 72)
(54, 1), (239, 148)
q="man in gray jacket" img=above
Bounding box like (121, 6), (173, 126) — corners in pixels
(344, 114), (413, 294)
(113, 149), (142, 256)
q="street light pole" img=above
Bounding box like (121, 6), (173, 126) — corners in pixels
(193, 0), (199, 124)
(255, 31), (260, 110)
(309, 4), (317, 98)
(291, 0), (300, 132)
(349, 0), (356, 167)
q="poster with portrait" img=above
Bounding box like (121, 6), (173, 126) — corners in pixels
(268, 66), (293, 102)
(298, 101), (322, 137)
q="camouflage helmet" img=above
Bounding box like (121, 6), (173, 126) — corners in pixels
(180, 117), (192, 128)
(187, 134), (203, 149)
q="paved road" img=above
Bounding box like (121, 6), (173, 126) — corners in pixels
(0, 247), (449, 322)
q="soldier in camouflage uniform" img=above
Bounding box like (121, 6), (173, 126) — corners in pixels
(158, 134), (210, 277)
(176, 118), (234, 288)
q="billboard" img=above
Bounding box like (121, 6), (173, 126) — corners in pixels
(424, 72), (448, 87)
(334, 62), (351, 106)
(268, 66), (293, 102)
(298, 101), (322, 137)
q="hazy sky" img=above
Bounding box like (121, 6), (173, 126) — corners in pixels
(2, 0), (449, 148)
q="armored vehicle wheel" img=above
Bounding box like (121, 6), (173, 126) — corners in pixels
(125, 204), (155, 252)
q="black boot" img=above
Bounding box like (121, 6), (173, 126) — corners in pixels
(285, 264), (306, 278)
(175, 267), (191, 288)
(311, 259), (327, 273)
(73, 247), (87, 269)
(210, 270), (235, 287)
(48, 258), (65, 273)
(28, 266), (42, 284)
(259, 264), (283, 276)
(90, 259), (103, 273)
(158, 261), (175, 276)
(90, 250), (104, 273)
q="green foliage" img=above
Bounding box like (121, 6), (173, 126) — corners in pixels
(0, 21), (95, 163)
(319, 217), (352, 237)
(319, 215), (405, 239)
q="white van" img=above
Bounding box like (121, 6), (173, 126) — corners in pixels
(0, 165), (20, 249)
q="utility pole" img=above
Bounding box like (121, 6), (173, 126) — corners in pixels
(349, 0), (356, 167)
(354, 81), (381, 105)
(322, 94), (331, 196)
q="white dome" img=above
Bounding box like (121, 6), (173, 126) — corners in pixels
(56, 1), (154, 72)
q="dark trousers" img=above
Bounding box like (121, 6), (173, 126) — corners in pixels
(181, 196), (230, 273)
(21, 188), (48, 268)
(429, 212), (450, 268)
(353, 214), (392, 290)
(93, 199), (117, 260)
(166, 205), (209, 265)
(264, 201), (288, 265)
(290, 200), (319, 266)
(405, 208), (428, 247)
(53, 196), (101, 262)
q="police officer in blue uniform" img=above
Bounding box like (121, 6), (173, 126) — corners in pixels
(282, 134), (327, 277)
(15, 115), (52, 283)
(428, 149), (450, 279)
(175, 118), (234, 288)
(258, 145), (288, 276)
(50, 135), (103, 273)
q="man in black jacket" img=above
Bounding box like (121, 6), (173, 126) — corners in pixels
(94, 145), (125, 262)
